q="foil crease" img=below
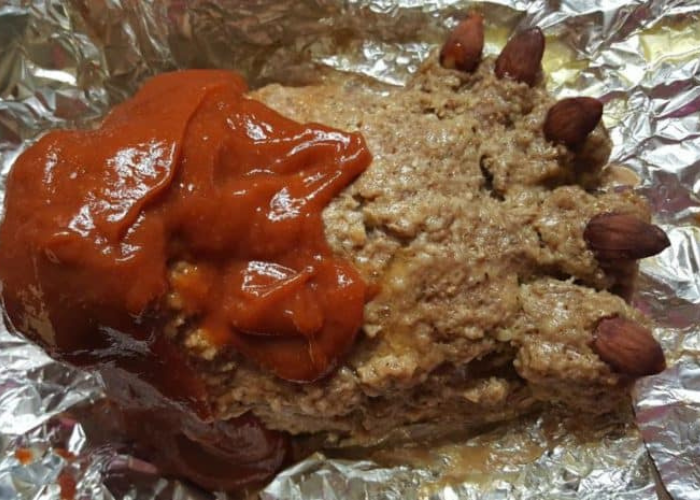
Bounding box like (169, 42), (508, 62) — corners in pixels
(0, 0), (699, 499)
(260, 413), (659, 500)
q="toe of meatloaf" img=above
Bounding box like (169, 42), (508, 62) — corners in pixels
(169, 53), (655, 440)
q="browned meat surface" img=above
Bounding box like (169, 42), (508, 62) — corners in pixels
(163, 54), (656, 442)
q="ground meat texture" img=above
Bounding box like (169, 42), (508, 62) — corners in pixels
(169, 54), (649, 440)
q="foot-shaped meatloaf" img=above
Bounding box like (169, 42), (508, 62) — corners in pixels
(0, 19), (668, 486)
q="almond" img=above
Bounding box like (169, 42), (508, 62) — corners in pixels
(544, 97), (603, 149)
(583, 213), (670, 261)
(440, 13), (484, 73)
(495, 27), (545, 86)
(592, 316), (666, 376)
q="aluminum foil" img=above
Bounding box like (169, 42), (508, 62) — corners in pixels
(1, 0), (699, 498)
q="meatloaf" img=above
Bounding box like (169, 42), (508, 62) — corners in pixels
(0, 19), (669, 470)
(165, 46), (665, 440)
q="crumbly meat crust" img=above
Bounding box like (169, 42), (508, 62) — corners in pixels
(169, 54), (649, 440)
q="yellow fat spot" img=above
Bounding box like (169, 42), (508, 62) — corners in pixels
(543, 38), (590, 88)
(638, 18), (700, 65)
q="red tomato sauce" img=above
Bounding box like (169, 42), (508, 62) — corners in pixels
(0, 70), (371, 489)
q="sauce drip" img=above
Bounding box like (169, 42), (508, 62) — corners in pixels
(14, 448), (33, 465)
(0, 70), (370, 394)
(58, 472), (77, 500)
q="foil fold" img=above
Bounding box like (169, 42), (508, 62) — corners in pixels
(1, 0), (699, 499)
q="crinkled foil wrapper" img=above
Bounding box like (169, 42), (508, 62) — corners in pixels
(1, 0), (699, 499)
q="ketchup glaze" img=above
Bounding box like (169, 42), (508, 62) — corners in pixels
(0, 70), (371, 489)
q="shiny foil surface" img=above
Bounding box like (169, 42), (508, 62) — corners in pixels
(1, 0), (699, 499)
